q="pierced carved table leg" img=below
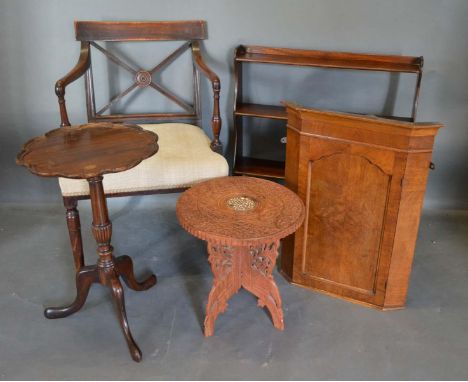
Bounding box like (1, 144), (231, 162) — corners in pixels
(204, 240), (284, 336)
(204, 244), (241, 336)
(242, 241), (284, 330)
(44, 176), (155, 362)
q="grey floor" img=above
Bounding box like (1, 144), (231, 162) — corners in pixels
(0, 194), (467, 380)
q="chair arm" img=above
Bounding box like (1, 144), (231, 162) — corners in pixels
(55, 41), (91, 126)
(191, 41), (222, 153)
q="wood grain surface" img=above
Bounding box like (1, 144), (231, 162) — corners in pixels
(282, 103), (442, 309)
(16, 123), (158, 179)
(75, 20), (207, 41)
(176, 176), (305, 246)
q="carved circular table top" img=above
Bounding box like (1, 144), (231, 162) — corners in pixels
(16, 122), (158, 179)
(176, 176), (305, 246)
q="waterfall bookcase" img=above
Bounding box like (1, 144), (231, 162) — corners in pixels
(232, 45), (424, 180)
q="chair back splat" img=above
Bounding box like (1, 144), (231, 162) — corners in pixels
(55, 20), (222, 152)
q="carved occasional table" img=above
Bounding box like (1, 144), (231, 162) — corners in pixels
(176, 176), (305, 336)
(16, 123), (158, 362)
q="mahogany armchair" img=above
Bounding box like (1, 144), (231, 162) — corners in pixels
(55, 21), (228, 271)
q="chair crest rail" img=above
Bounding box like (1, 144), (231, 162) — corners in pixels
(75, 20), (207, 41)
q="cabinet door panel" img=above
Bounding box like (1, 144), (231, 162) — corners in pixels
(302, 152), (391, 295)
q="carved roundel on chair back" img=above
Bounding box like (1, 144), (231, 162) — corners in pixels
(135, 70), (152, 88)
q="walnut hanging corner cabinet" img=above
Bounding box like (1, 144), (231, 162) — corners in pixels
(281, 103), (443, 310)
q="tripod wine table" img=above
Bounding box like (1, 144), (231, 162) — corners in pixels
(176, 176), (305, 336)
(16, 123), (158, 362)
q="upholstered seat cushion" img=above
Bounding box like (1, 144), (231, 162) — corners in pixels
(58, 123), (229, 197)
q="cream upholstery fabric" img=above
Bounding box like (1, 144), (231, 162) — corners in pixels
(58, 123), (229, 197)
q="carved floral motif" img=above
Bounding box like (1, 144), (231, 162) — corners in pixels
(176, 176), (305, 245)
(207, 244), (233, 280)
(249, 242), (278, 276)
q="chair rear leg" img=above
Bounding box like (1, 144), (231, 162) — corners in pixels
(63, 197), (85, 270)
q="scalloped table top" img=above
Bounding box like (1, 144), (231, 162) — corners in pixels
(16, 123), (158, 179)
(176, 176), (305, 246)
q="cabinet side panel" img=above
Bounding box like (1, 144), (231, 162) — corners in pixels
(384, 152), (432, 308)
(281, 128), (301, 278)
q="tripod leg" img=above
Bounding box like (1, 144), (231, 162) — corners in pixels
(115, 255), (156, 292)
(44, 266), (98, 319)
(109, 277), (142, 362)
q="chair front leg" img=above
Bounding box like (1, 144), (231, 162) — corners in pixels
(63, 197), (85, 271)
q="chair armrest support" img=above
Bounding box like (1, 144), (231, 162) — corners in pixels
(55, 41), (91, 126)
(191, 41), (222, 153)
